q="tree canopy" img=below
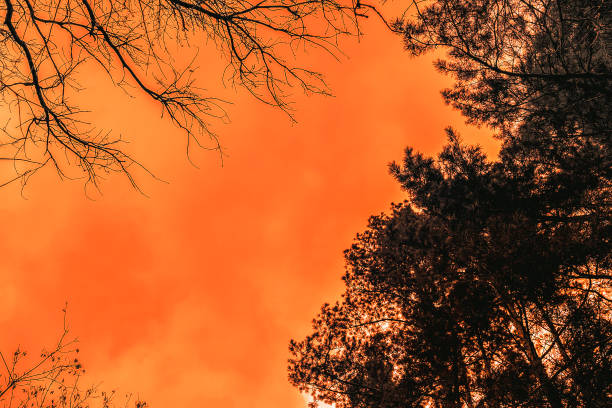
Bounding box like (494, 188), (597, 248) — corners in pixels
(289, 131), (611, 407)
(288, 1), (611, 407)
(0, 0), (374, 188)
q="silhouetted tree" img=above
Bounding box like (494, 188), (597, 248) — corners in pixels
(288, 132), (611, 408)
(0, 0), (375, 188)
(1, 308), (146, 408)
(289, 1), (611, 406)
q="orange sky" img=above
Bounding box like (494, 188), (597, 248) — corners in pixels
(0, 13), (497, 408)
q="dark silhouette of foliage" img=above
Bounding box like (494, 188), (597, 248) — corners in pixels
(0, 0), (375, 189)
(289, 132), (611, 408)
(396, 0), (610, 137)
(289, 1), (611, 407)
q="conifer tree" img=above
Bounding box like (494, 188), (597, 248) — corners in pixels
(289, 1), (611, 406)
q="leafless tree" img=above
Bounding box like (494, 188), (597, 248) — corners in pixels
(0, 307), (146, 408)
(0, 0), (374, 190)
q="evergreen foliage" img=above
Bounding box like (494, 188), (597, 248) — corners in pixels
(288, 1), (611, 406)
